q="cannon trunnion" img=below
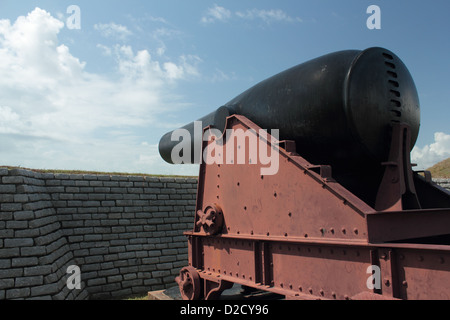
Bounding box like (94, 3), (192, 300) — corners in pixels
(160, 48), (450, 300)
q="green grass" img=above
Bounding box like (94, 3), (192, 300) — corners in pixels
(0, 165), (198, 178)
(124, 295), (148, 300)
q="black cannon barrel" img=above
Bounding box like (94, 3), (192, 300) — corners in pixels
(159, 47), (420, 169)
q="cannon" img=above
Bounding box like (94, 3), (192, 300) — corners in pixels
(159, 47), (450, 300)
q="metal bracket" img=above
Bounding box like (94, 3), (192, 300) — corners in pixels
(375, 123), (421, 211)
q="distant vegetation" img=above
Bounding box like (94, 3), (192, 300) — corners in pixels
(0, 166), (198, 178)
(426, 158), (450, 178)
(2, 159), (448, 179)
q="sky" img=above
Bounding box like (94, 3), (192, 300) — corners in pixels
(0, 0), (448, 176)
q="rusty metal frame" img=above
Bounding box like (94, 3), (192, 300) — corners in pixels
(176, 115), (450, 300)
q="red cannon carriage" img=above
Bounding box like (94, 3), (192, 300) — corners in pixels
(160, 48), (450, 300)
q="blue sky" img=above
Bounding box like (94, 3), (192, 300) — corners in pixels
(0, 0), (448, 176)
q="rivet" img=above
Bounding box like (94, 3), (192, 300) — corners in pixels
(308, 287), (313, 294)
(320, 289), (324, 296)
(341, 228), (346, 234)
(353, 228), (359, 235)
(332, 292), (337, 299)
(402, 281), (408, 287)
(384, 279), (390, 287)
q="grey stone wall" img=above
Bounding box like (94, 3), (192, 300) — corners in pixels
(0, 168), (197, 300)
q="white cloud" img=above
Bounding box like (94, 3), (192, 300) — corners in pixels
(201, 5), (301, 25)
(94, 22), (133, 41)
(201, 4), (232, 24)
(146, 16), (168, 24)
(0, 8), (200, 175)
(164, 62), (184, 80)
(411, 132), (450, 169)
(97, 43), (112, 56)
(209, 68), (237, 83)
(236, 9), (300, 24)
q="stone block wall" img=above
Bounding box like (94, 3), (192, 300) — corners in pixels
(0, 168), (197, 300)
